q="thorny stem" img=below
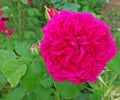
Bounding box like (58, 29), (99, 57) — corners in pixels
(18, 2), (22, 37)
(53, 81), (60, 100)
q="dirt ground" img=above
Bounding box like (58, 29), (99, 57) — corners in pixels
(103, 0), (120, 31)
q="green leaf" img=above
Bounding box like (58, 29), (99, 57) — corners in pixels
(1, 38), (15, 50)
(50, 0), (61, 3)
(23, 92), (37, 100)
(33, 57), (52, 88)
(23, 87), (53, 100)
(115, 32), (120, 48)
(5, 87), (26, 100)
(89, 89), (103, 100)
(55, 81), (81, 99)
(76, 93), (89, 100)
(27, 8), (35, 17)
(33, 87), (53, 100)
(107, 53), (120, 73)
(40, 73), (53, 88)
(0, 59), (27, 88)
(23, 31), (36, 39)
(44, 6), (50, 20)
(39, 57), (47, 73)
(61, 3), (80, 11)
(15, 41), (31, 56)
(0, 72), (7, 90)
(33, 8), (40, 16)
(0, 50), (16, 66)
(21, 61), (42, 90)
(32, 17), (39, 24)
(97, 75), (107, 86)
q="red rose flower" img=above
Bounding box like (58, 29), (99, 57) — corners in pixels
(40, 10), (117, 84)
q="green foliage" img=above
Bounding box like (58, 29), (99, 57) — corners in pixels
(33, 87), (53, 100)
(0, 59), (27, 88)
(0, 0), (119, 100)
(5, 87), (26, 100)
(0, 50), (16, 66)
(50, 0), (80, 11)
(15, 41), (31, 56)
(0, 73), (7, 90)
(77, 0), (105, 14)
(21, 61), (42, 90)
(115, 32), (120, 49)
(20, 0), (28, 5)
(107, 52), (120, 74)
(55, 81), (83, 99)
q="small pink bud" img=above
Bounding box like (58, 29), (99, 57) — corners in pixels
(44, 6), (59, 20)
(48, 8), (59, 18)
(30, 44), (40, 55)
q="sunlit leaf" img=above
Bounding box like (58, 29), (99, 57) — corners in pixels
(21, 61), (42, 90)
(0, 59), (27, 88)
(0, 50), (16, 66)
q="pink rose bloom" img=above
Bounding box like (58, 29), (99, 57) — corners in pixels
(40, 10), (117, 84)
(0, 20), (6, 32)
